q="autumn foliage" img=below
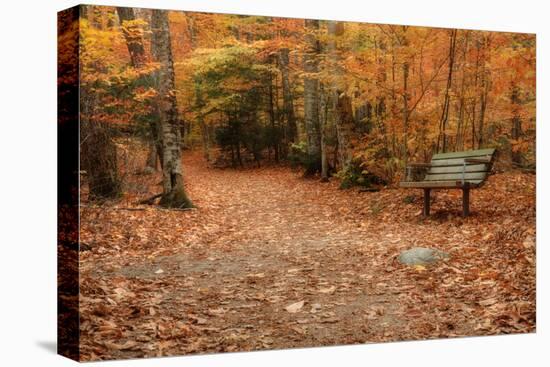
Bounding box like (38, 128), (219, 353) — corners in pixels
(57, 5), (536, 362)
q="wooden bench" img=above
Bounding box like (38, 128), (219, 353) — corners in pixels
(400, 148), (496, 216)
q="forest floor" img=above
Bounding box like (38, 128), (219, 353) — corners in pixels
(79, 148), (536, 361)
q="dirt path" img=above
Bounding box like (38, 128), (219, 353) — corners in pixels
(79, 152), (536, 360)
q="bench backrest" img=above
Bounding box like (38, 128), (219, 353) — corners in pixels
(424, 148), (496, 186)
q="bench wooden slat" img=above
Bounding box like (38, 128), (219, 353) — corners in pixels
(429, 157), (492, 167)
(427, 164), (488, 174)
(432, 148), (495, 160)
(399, 180), (483, 188)
(424, 172), (488, 181)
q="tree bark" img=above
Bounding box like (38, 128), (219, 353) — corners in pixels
(80, 91), (121, 200)
(194, 79), (211, 164)
(319, 84), (329, 181)
(151, 9), (193, 208)
(478, 34), (492, 149)
(455, 32), (469, 151)
(510, 84), (523, 166)
(303, 19), (322, 174)
(116, 7), (160, 172)
(478, 67), (489, 149)
(328, 21), (355, 171)
(78, 7), (122, 199)
(278, 48), (297, 144)
(437, 29), (457, 153)
(402, 61), (410, 161)
(268, 74), (280, 162)
(116, 7), (147, 68)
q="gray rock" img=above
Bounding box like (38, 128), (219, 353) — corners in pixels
(398, 247), (450, 266)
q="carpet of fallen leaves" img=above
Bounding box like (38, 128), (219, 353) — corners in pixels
(79, 147), (535, 361)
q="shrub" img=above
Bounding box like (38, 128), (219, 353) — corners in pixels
(336, 158), (387, 189)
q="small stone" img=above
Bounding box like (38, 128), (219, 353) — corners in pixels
(398, 247), (450, 266)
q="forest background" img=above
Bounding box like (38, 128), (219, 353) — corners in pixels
(1, 1), (548, 367)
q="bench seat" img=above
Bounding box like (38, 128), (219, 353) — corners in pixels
(399, 180), (482, 189)
(400, 148), (496, 216)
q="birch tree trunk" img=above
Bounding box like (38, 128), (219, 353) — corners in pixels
(151, 9), (193, 208)
(303, 19), (322, 174)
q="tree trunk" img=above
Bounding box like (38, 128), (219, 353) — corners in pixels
(319, 84), (329, 182)
(478, 70), (489, 149)
(402, 61), (410, 162)
(151, 9), (193, 208)
(91, 6), (103, 29)
(455, 33), (469, 151)
(80, 90), (121, 200)
(437, 29), (457, 153)
(478, 34), (492, 149)
(194, 80), (211, 164)
(303, 19), (322, 174)
(145, 139), (158, 169)
(510, 84), (523, 166)
(328, 21), (355, 172)
(116, 7), (159, 172)
(268, 74), (280, 163)
(185, 16), (211, 165)
(278, 48), (297, 144)
(116, 7), (147, 68)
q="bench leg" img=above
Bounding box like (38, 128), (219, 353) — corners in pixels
(423, 188), (431, 216)
(462, 187), (470, 216)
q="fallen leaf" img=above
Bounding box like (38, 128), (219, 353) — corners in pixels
(103, 340), (138, 350)
(414, 265), (427, 272)
(479, 298), (499, 306)
(285, 301), (305, 313)
(318, 286), (336, 294)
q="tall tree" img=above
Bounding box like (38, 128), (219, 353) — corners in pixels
(116, 7), (160, 172)
(194, 79), (212, 164)
(185, 15), (212, 165)
(303, 19), (322, 174)
(319, 84), (330, 181)
(455, 32), (470, 151)
(328, 21), (355, 172)
(477, 34), (491, 149)
(437, 29), (458, 153)
(79, 8), (121, 200)
(151, 9), (193, 208)
(510, 83), (523, 166)
(116, 7), (147, 68)
(278, 48), (297, 144)
(80, 89), (121, 200)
